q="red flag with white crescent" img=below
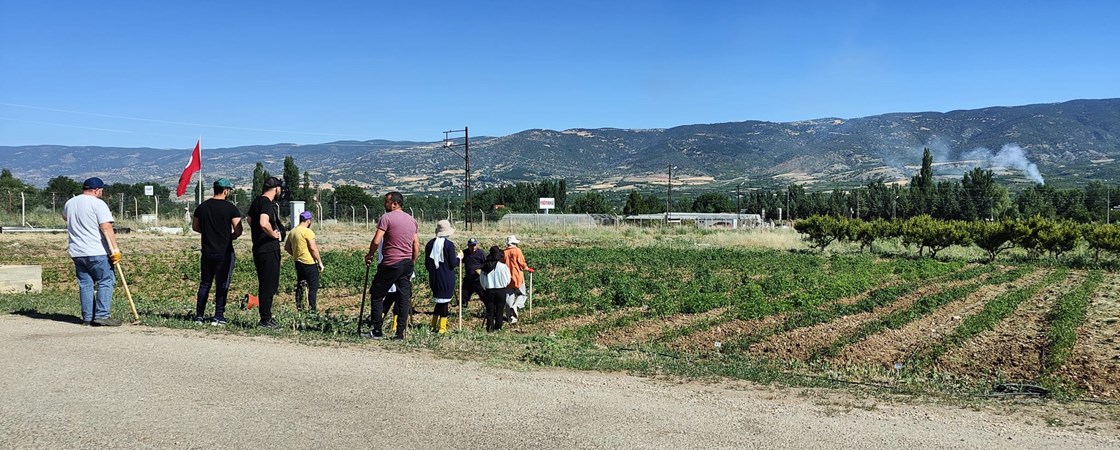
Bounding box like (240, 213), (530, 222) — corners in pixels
(176, 140), (201, 197)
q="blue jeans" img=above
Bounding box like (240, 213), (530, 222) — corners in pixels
(73, 256), (115, 322)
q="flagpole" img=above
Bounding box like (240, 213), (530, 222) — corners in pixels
(197, 137), (203, 207)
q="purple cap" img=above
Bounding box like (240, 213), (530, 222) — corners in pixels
(299, 211), (313, 221)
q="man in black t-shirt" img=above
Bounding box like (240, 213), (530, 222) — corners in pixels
(248, 177), (284, 328)
(192, 178), (243, 325)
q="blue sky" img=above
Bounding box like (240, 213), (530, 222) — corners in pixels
(1, 0), (1117, 149)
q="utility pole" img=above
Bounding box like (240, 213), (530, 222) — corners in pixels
(442, 127), (471, 231)
(666, 165), (673, 222)
(736, 183), (742, 228)
(1108, 187), (1111, 224)
(52, 192), (56, 211)
(465, 127), (471, 231)
(119, 193), (124, 218)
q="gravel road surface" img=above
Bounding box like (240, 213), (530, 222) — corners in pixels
(1, 315), (1115, 449)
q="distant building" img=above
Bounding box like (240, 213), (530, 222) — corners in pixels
(498, 213), (619, 228)
(624, 212), (764, 229)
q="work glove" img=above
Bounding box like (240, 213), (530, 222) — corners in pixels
(109, 251), (122, 265)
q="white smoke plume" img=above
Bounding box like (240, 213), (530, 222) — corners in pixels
(963, 143), (1044, 184)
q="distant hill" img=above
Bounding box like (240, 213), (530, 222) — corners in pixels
(3, 98), (1118, 193)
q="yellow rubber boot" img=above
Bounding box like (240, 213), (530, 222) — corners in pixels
(438, 317), (448, 334)
(390, 315), (398, 334)
(430, 315), (439, 333)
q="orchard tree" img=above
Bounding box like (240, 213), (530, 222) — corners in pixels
(794, 215), (845, 252)
(968, 220), (1017, 263)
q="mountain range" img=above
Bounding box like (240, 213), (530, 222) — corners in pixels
(3, 98), (1118, 193)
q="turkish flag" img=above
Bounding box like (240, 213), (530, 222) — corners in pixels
(176, 140), (201, 197)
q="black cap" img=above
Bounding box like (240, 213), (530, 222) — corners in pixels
(263, 177), (283, 191)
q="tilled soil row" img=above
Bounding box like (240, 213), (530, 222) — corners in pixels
(531, 305), (645, 334)
(935, 271), (1083, 381)
(749, 271), (996, 362)
(829, 268), (1049, 369)
(663, 311), (789, 353)
(1059, 272), (1120, 399)
(629, 273), (899, 353)
(665, 265), (984, 354)
(595, 306), (731, 347)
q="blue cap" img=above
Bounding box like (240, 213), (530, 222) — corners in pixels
(82, 177), (105, 189)
(300, 211), (313, 221)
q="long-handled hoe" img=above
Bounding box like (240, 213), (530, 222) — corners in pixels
(114, 262), (141, 324)
(355, 263), (371, 336)
(457, 262), (463, 331)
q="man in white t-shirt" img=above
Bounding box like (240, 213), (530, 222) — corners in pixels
(62, 177), (122, 326)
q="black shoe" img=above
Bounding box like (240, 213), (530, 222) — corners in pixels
(258, 319), (279, 329)
(390, 334), (405, 341)
(81, 321), (91, 326)
(364, 331), (384, 340)
(91, 318), (122, 327)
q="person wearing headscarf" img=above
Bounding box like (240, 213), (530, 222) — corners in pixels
(502, 235), (533, 324)
(424, 220), (460, 334)
(479, 246), (512, 332)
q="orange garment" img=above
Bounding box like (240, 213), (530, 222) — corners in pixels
(502, 245), (528, 290)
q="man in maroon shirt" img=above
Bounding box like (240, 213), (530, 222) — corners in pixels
(363, 192), (421, 339)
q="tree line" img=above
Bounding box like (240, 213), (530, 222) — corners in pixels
(794, 214), (1120, 264)
(4, 148), (1118, 224)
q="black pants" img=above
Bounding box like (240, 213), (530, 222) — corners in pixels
(483, 288), (511, 332)
(380, 291), (401, 323)
(433, 302), (450, 318)
(461, 275), (483, 309)
(294, 261), (320, 311)
(253, 250), (281, 323)
(197, 251), (235, 319)
(368, 260), (413, 338)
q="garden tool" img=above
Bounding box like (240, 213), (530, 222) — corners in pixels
(113, 262), (141, 324)
(355, 263), (371, 335)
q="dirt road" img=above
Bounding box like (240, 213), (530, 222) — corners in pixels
(0, 315), (1115, 449)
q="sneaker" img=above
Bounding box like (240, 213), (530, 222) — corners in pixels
(258, 319), (279, 329)
(364, 330), (384, 340)
(193, 317), (205, 325)
(211, 317), (227, 326)
(508, 316), (518, 324)
(81, 321), (91, 326)
(91, 318), (122, 327)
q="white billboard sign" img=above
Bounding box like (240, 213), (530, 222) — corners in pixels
(539, 197), (555, 210)
(144, 185), (154, 196)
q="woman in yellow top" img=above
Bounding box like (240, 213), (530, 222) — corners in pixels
(285, 211), (324, 312)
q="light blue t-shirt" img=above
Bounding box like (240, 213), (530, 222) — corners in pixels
(63, 193), (115, 258)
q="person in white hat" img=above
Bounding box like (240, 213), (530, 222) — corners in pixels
(424, 219), (460, 334)
(501, 235), (533, 324)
